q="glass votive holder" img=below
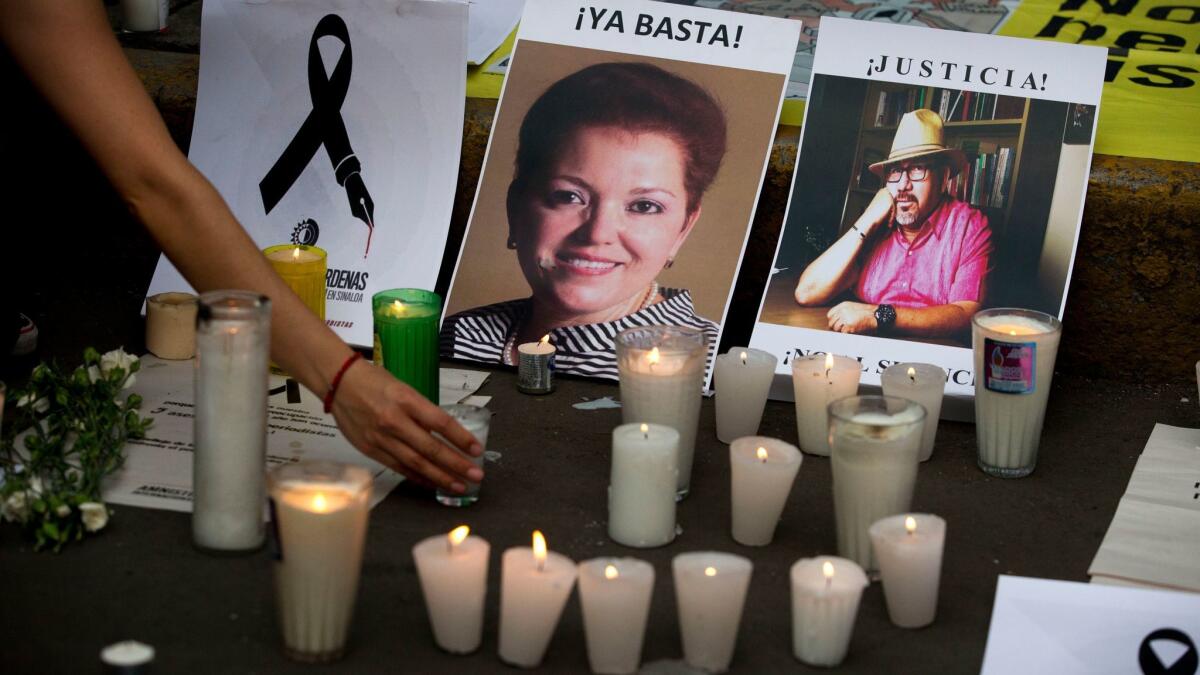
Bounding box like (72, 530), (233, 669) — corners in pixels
(269, 461), (373, 663)
(263, 244), (327, 321)
(615, 326), (708, 500)
(829, 395), (924, 571)
(972, 308), (1062, 478)
(436, 404), (490, 507)
(372, 289), (441, 403)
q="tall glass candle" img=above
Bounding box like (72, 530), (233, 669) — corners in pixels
(263, 244), (327, 321)
(714, 347), (777, 443)
(498, 531), (577, 668)
(616, 326), (708, 499)
(672, 551), (753, 674)
(829, 395), (924, 570)
(868, 513), (946, 628)
(609, 423), (679, 548)
(269, 461), (372, 663)
(193, 291), (270, 552)
(412, 525), (490, 654)
(145, 291), (198, 360)
(578, 557), (654, 675)
(435, 404), (490, 507)
(372, 289), (441, 402)
(880, 363), (946, 462)
(790, 556), (869, 667)
(973, 309), (1062, 478)
(729, 437), (802, 546)
(792, 354), (861, 456)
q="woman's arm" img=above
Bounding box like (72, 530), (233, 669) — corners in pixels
(793, 188), (893, 306)
(0, 1), (481, 493)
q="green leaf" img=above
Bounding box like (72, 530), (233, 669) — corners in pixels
(83, 347), (100, 365)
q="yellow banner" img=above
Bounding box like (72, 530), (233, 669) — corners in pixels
(999, 0), (1200, 162)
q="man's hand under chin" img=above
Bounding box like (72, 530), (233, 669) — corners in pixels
(827, 301), (879, 334)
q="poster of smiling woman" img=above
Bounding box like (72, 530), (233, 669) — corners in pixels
(749, 18), (1107, 401)
(442, 0), (800, 381)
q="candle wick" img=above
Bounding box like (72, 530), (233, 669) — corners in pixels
(825, 576), (832, 591)
(536, 559), (545, 573)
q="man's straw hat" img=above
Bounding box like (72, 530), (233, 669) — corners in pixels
(869, 109), (965, 177)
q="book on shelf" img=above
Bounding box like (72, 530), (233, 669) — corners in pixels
(952, 140), (1012, 210)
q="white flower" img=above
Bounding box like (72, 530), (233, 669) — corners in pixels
(100, 349), (139, 389)
(16, 393), (49, 413)
(55, 504), (71, 518)
(79, 502), (109, 532)
(28, 476), (45, 497)
(2, 491), (30, 523)
(87, 365), (101, 384)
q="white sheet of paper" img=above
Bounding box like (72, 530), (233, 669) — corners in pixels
(981, 576), (1200, 675)
(466, 0), (523, 64)
(100, 357), (489, 513)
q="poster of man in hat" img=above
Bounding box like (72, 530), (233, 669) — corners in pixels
(747, 18), (1105, 399)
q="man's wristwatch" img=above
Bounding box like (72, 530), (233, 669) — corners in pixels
(874, 304), (896, 331)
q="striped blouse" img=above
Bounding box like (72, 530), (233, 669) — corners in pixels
(440, 288), (719, 381)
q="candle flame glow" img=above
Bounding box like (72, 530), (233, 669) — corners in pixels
(740, 351), (747, 364)
(704, 566), (717, 577)
(532, 530), (547, 571)
(312, 492), (328, 513)
(824, 353), (834, 371)
(1009, 330), (1017, 336)
(822, 561), (835, 581)
(448, 525), (470, 548)
(640, 423), (649, 439)
(756, 446), (768, 462)
(392, 300), (404, 314)
(539, 334), (550, 346)
(905, 516), (917, 535)
(907, 366), (916, 381)
(292, 246), (301, 260)
(648, 347), (660, 366)
(605, 564), (619, 580)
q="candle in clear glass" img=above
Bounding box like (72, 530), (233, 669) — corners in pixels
(880, 362), (946, 462)
(269, 461), (372, 663)
(972, 309), (1062, 478)
(372, 289), (441, 403)
(193, 290), (270, 553)
(435, 404), (490, 507)
(714, 347), (777, 443)
(578, 557), (654, 675)
(412, 526), (490, 654)
(615, 326), (708, 500)
(672, 551), (753, 674)
(145, 291), (198, 360)
(829, 395), (924, 570)
(792, 354), (861, 456)
(263, 245), (327, 321)
(790, 556), (868, 667)
(498, 531), (577, 668)
(608, 423), (679, 548)
(729, 437), (802, 546)
(868, 513), (946, 628)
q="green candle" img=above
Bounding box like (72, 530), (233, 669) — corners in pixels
(372, 289), (441, 403)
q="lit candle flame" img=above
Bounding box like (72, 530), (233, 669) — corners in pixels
(824, 353), (834, 380)
(907, 366), (916, 382)
(532, 530), (547, 572)
(605, 564), (619, 580)
(1009, 330), (1017, 336)
(648, 347), (661, 366)
(292, 246), (301, 260)
(704, 566), (717, 577)
(392, 300), (404, 315)
(640, 423), (649, 439)
(312, 492), (328, 513)
(905, 516), (917, 535)
(822, 561), (835, 586)
(539, 334), (550, 346)
(448, 525), (470, 552)
(740, 351), (747, 365)
(756, 446), (768, 462)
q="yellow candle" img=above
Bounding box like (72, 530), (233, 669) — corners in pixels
(263, 244), (327, 321)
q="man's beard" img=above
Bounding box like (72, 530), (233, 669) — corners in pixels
(894, 198), (919, 227)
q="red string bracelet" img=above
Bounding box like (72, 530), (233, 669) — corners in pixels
(323, 352), (363, 414)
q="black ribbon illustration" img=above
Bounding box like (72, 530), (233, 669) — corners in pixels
(1139, 628), (1198, 675)
(260, 13), (375, 257)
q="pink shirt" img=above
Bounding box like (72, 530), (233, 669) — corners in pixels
(854, 198), (991, 308)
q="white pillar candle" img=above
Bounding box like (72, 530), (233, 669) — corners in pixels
(412, 526), (490, 654)
(498, 531), (578, 668)
(714, 347), (778, 443)
(121, 0), (168, 32)
(435, 404), (490, 507)
(790, 556), (869, 667)
(880, 363), (945, 462)
(729, 437), (802, 546)
(868, 514), (946, 628)
(616, 327), (708, 499)
(145, 292), (198, 360)
(609, 423), (679, 548)
(791, 354), (861, 456)
(269, 462), (372, 663)
(972, 309), (1062, 478)
(517, 335), (556, 394)
(672, 551), (753, 674)
(829, 396), (924, 570)
(578, 557), (655, 675)
(193, 291), (270, 552)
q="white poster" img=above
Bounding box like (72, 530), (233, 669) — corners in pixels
(147, 0), (468, 347)
(748, 18), (1106, 400)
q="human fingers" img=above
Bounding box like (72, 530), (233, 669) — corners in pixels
(382, 436), (468, 494)
(411, 402), (484, 457)
(392, 421), (484, 486)
(357, 442), (435, 489)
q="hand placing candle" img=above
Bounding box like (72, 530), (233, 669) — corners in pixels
(412, 525), (490, 654)
(790, 556), (869, 667)
(714, 347), (778, 443)
(868, 514), (946, 628)
(881, 363), (946, 462)
(609, 423), (679, 548)
(729, 437), (802, 546)
(499, 530), (578, 668)
(517, 335), (556, 395)
(792, 353), (861, 456)
(672, 552), (753, 673)
(436, 405), (490, 507)
(578, 557), (654, 675)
